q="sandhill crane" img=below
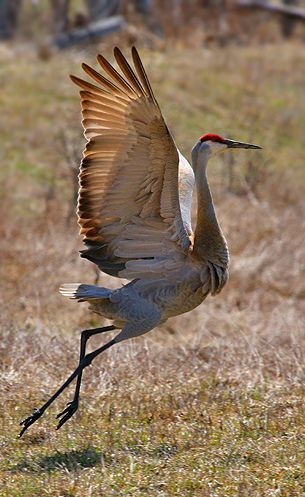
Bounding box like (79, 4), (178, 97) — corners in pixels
(19, 47), (261, 437)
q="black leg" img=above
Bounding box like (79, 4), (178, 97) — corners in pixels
(19, 329), (117, 438)
(56, 325), (116, 429)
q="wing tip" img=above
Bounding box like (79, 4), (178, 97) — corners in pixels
(96, 53), (104, 65)
(70, 74), (79, 85)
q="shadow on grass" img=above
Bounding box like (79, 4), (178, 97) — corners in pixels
(10, 446), (102, 473)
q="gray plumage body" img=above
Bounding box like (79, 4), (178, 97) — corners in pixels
(61, 250), (228, 342)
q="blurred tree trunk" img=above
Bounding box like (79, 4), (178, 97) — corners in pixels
(0, 0), (22, 39)
(218, 0), (230, 45)
(50, 0), (70, 34)
(281, 0), (297, 37)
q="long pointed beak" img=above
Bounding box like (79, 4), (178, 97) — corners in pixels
(223, 139), (262, 149)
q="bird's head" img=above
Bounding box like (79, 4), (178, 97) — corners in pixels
(192, 133), (262, 166)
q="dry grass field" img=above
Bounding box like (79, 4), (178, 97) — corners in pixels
(0, 40), (305, 496)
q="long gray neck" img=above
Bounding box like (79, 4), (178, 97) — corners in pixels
(192, 156), (229, 267)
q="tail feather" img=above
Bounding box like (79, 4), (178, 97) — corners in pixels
(59, 283), (112, 301)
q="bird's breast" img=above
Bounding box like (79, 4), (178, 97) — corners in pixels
(148, 270), (209, 321)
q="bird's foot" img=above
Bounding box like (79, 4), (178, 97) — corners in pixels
(56, 400), (79, 430)
(19, 407), (44, 438)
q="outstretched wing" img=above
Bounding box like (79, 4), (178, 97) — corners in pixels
(71, 47), (193, 279)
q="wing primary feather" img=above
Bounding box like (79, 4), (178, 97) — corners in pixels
(80, 92), (127, 111)
(96, 54), (138, 97)
(81, 63), (129, 99)
(113, 47), (146, 97)
(70, 74), (110, 95)
(131, 46), (158, 105)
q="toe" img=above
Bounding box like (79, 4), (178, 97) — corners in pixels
(56, 411), (72, 430)
(56, 403), (78, 430)
(56, 406), (70, 419)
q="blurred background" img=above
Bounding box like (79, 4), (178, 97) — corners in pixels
(0, 1), (305, 495)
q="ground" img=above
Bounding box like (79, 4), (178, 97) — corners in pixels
(0, 40), (305, 496)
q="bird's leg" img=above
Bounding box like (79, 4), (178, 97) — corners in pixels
(19, 331), (117, 437)
(56, 325), (116, 429)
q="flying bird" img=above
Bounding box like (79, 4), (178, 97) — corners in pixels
(20, 47), (261, 437)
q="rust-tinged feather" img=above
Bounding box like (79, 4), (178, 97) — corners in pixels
(97, 54), (137, 97)
(83, 120), (123, 131)
(113, 47), (145, 97)
(81, 99), (124, 116)
(131, 46), (157, 104)
(70, 74), (108, 96)
(82, 63), (129, 99)
(79, 90), (127, 109)
(82, 108), (124, 122)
